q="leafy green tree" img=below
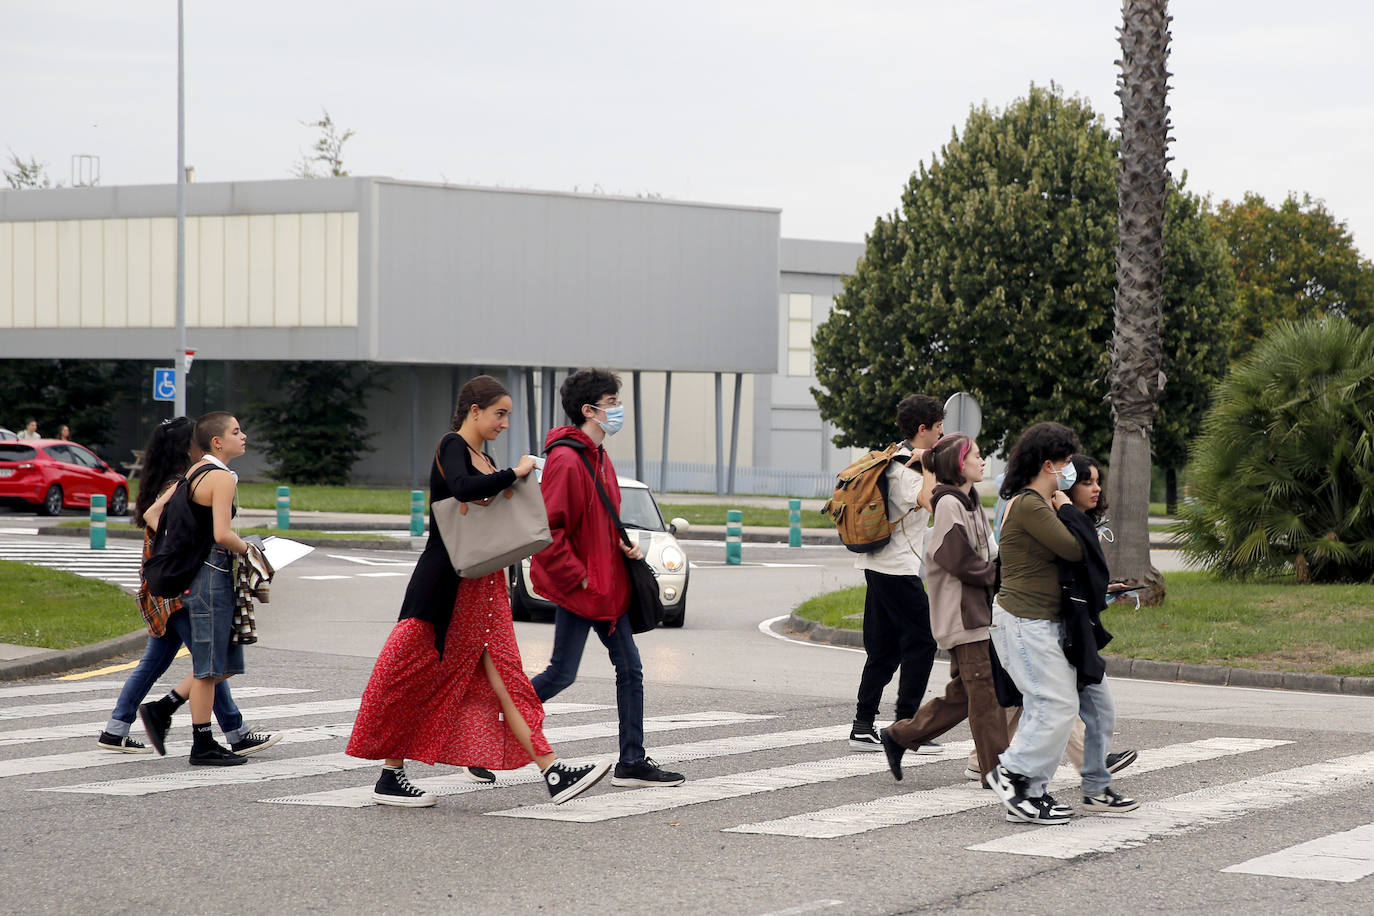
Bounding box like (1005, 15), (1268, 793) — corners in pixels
(1213, 192), (1374, 361)
(293, 109), (355, 179)
(1173, 317), (1374, 582)
(3, 151), (55, 189)
(0, 360), (122, 452)
(245, 362), (384, 484)
(813, 85), (1231, 471)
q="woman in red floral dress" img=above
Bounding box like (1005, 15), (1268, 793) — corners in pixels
(346, 376), (609, 807)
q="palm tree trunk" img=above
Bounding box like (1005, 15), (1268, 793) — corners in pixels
(1106, 0), (1172, 604)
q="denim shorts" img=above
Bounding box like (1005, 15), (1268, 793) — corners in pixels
(184, 546), (244, 679)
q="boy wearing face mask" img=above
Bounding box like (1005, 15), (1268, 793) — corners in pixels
(530, 368), (686, 789)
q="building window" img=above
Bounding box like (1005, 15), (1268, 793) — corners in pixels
(787, 293), (812, 376)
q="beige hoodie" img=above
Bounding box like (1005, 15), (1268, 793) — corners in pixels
(924, 484), (999, 649)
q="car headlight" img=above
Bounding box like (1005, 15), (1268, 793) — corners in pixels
(660, 545), (685, 572)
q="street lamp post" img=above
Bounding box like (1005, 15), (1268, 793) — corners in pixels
(174, 0), (188, 418)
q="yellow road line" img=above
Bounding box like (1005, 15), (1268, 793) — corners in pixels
(56, 646), (188, 680)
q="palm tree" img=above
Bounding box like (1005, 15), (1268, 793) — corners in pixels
(1105, 0), (1172, 602)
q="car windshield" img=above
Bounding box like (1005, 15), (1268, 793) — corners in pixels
(0, 444), (37, 461)
(618, 487), (665, 531)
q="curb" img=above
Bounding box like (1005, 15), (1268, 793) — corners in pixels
(35, 527), (412, 552)
(782, 612), (1374, 697)
(0, 629), (147, 682)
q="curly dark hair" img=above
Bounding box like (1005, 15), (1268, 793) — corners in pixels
(451, 375), (510, 430)
(560, 368), (621, 426)
(896, 394), (944, 441)
(1070, 453), (1108, 523)
(133, 418), (195, 528)
(998, 421), (1080, 498)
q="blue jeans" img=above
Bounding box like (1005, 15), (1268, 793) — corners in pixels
(104, 610), (244, 741)
(989, 604), (1079, 797)
(530, 607), (645, 765)
(1077, 680), (1115, 795)
(185, 546), (244, 679)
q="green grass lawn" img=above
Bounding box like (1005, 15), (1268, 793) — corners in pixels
(0, 560), (141, 649)
(793, 571), (1374, 677)
(657, 504), (833, 529)
(56, 521), (386, 541)
(130, 480), (417, 515)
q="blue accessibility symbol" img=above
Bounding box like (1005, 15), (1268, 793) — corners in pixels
(153, 367), (177, 402)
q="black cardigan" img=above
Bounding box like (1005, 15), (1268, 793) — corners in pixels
(1056, 504), (1113, 689)
(397, 433), (517, 657)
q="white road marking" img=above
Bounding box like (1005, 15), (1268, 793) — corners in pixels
(968, 751), (1374, 860)
(299, 575), (351, 580)
(44, 710), (772, 797)
(0, 681), (129, 699)
(725, 737), (1290, 838)
(487, 741), (975, 823)
(0, 687), (316, 721)
(757, 615), (864, 654)
(1223, 823), (1374, 883)
(357, 572), (406, 577)
(268, 722), (835, 808)
(326, 554), (416, 567)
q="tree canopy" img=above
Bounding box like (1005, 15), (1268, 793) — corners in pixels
(1213, 192), (1374, 362)
(812, 85), (1232, 463)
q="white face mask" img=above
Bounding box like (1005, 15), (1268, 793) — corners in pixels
(1054, 460), (1077, 491)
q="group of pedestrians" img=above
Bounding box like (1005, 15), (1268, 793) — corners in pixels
(847, 395), (1141, 825)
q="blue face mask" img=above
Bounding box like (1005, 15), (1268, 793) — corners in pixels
(594, 404), (625, 436)
(1055, 461), (1078, 491)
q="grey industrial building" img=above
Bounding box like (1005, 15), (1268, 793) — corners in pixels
(0, 177), (862, 494)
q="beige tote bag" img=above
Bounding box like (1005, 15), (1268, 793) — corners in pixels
(430, 439), (552, 578)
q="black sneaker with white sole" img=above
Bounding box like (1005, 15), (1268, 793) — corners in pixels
(464, 766), (496, 783)
(1082, 785), (1140, 813)
(987, 763), (1040, 823)
(544, 759), (611, 805)
(1106, 749), (1138, 774)
(137, 701), (172, 756)
(610, 756), (686, 787)
(372, 766), (436, 807)
(848, 722), (883, 751)
(188, 742), (248, 767)
(1003, 793), (1074, 825)
(879, 728), (905, 780)
(97, 732), (152, 754)
(231, 730), (282, 756)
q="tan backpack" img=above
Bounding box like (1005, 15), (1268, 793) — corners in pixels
(823, 442), (906, 553)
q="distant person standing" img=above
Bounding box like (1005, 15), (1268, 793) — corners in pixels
(58, 425), (71, 441)
(846, 394), (944, 752)
(18, 419), (39, 439)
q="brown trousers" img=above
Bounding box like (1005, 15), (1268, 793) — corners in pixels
(886, 639), (1009, 780)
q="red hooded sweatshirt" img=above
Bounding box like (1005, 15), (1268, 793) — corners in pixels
(530, 425), (631, 621)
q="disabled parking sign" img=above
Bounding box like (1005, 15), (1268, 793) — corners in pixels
(153, 367), (177, 402)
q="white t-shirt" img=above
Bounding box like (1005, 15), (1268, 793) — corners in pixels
(854, 447), (929, 577)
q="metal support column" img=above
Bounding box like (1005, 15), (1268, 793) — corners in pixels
(660, 371), (673, 494)
(542, 368), (557, 436)
(632, 370), (643, 483)
(525, 367), (538, 454)
(714, 372), (724, 497)
(728, 372), (742, 495)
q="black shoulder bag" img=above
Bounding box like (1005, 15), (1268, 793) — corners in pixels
(548, 438), (664, 634)
(144, 464), (221, 599)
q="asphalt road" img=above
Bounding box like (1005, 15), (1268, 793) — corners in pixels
(2, 537), (1373, 914)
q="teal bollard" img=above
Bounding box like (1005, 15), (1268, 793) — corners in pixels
(726, 509), (742, 565)
(89, 493), (106, 550)
(788, 499), (802, 548)
(410, 489), (425, 536)
(276, 486), (290, 531)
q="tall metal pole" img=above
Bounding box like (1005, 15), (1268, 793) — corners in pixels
(173, 0), (188, 418)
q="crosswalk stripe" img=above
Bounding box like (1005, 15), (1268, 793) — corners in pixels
(0, 687), (316, 721)
(42, 710), (772, 797)
(724, 737), (1291, 838)
(0, 681), (129, 699)
(266, 722), (835, 808)
(967, 750), (1374, 860)
(486, 741), (977, 823)
(1222, 823), (1374, 883)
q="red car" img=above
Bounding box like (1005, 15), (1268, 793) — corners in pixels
(0, 438), (130, 516)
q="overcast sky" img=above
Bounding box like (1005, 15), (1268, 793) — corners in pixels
(4, 1), (1371, 253)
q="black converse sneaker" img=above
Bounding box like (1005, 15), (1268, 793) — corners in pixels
(137, 701), (173, 756)
(848, 722), (883, 751)
(464, 766), (496, 784)
(230, 730), (282, 756)
(610, 756), (686, 787)
(987, 763), (1041, 823)
(1082, 785), (1140, 813)
(97, 732), (152, 753)
(879, 728), (905, 780)
(371, 766), (436, 807)
(544, 758), (612, 805)
(1106, 749), (1138, 774)
(1003, 793), (1074, 825)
